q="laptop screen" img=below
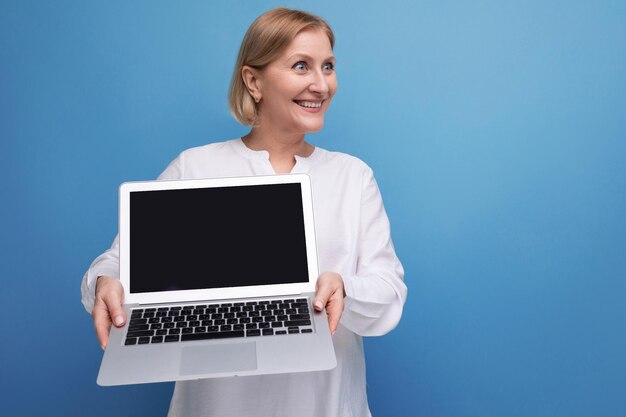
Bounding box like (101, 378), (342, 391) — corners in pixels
(129, 183), (310, 294)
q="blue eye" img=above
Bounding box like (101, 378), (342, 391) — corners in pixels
(323, 62), (335, 71)
(293, 61), (307, 71)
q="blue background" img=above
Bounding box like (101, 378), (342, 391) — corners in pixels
(1, 1), (625, 416)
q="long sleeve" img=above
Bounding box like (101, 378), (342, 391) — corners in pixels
(80, 155), (183, 314)
(339, 168), (407, 336)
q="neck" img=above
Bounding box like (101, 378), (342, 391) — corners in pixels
(242, 127), (314, 174)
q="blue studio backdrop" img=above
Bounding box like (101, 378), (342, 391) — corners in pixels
(1, 1), (625, 416)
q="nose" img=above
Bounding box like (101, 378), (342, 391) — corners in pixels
(309, 69), (329, 96)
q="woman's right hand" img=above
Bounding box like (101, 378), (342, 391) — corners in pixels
(92, 276), (126, 350)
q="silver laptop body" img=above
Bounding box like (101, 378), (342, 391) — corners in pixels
(97, 174), (336, 386)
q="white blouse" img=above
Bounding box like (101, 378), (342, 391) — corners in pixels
(81, 138), (407, 417)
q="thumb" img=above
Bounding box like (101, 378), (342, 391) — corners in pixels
(104, 291), (126, 328)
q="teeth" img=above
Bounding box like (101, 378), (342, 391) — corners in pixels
(296, 101), (322, 108)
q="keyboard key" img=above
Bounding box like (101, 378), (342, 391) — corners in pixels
(125, 338), (137, 345)
(276, 330), (287, 335)
(151, 336), (164, 343)
(289, 314), (310, 321)
(233, 324), (244, 331)
(301, 328), (313, 333)
(246, 329), (261, 337)
(182, 328), (194, 334)
(127, 330), (155, 338)
(181, 331), (245, 341)
(138, 336), (151, 344)
(284, 320), (311, 327)
(165, 335), (179, 342)
(246, 323), (257, 329)
(129, 324), (149, 331)
(288, 328), (300, 334)
(129, 318), (147, 325)
(262, 329), (274, 336)
(156, 329), (168, 335)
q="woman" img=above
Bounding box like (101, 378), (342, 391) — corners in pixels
(82, 8), (407, 417)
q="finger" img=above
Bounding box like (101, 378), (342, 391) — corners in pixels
(326, 292), (344, 335)
(93, 304), (112, 350)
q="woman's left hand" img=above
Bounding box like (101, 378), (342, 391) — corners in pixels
(312, 272), (346, 335)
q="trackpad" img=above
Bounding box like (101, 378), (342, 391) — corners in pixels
(180, 342), (257, 375)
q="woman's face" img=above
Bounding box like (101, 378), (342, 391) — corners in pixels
(256, 28), (337, 136)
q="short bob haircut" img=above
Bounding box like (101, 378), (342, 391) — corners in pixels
(228, 8), (335, 126)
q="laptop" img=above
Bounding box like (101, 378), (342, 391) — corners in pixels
(97, 174), (336, 386)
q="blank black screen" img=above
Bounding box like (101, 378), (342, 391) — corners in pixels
(129, 183), (309, 294)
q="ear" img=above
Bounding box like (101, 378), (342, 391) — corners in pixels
(241, 65), (262, 103)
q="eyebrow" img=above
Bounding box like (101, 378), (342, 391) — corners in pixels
(286, 52), (336, 63)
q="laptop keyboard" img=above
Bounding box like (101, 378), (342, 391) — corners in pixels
(124, 298), (313, 346)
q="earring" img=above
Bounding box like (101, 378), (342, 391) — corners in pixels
(254, 96), (260, 103)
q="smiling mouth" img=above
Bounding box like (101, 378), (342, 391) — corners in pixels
(294, 100), (323, 109)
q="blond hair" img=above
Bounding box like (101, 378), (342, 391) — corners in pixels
(228, 8), (335, 125)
